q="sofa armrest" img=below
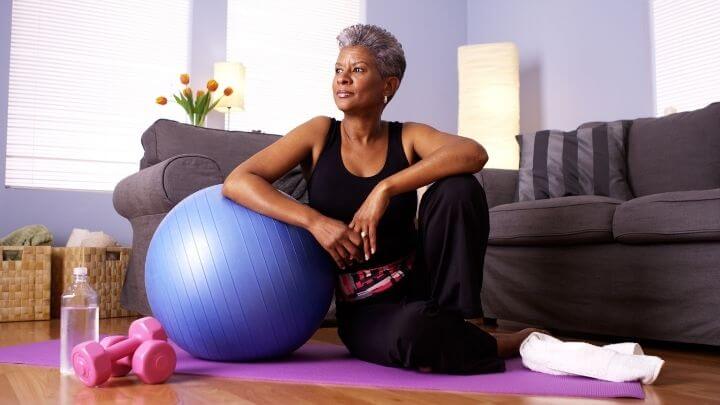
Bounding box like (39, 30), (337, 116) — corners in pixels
(113, 154), (223, 219)
(476, 168), (519, 208)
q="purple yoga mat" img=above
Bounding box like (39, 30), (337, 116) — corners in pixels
(0, 338), (644, 399)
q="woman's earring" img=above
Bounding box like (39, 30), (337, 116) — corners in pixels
(384, 95), (388, 104)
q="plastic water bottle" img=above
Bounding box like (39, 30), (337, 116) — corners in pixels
(60, 267), (99, 375)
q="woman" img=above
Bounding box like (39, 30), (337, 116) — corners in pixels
(223, 24), (540, 374)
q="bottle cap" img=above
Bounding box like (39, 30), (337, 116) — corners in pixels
(73, 267), (88, 276)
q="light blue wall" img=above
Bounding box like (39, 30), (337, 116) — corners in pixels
(467, 0), (655, 133)
(191, 0), (227, 130)
(1, 0), (654, 245)
(366, 0), (467, 134)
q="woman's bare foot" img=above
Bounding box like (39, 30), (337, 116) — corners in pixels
(493, 328), (549, 358)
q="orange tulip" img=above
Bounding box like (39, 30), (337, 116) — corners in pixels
(223, 87), (233, 96)
(155, 96), (167, 105)
(180, 73), (190, 85)
(183, 87), (192, 97)
(196, 90), (205, 98)
(206, 79), (219, 92)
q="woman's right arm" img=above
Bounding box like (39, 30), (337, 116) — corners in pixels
(222, 116), (362, 268)
(222, 116), (326, 229)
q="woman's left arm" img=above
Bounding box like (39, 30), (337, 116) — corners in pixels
(350, 122), (488, 260)
(379, 122), (488, 197)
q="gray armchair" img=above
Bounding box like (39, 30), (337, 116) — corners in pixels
(113, 119), (306, 315)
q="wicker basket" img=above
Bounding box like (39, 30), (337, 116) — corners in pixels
(51, 247), (137, 319)
(0, 246), (52, 322)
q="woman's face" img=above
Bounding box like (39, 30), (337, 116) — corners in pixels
(333, 46), (387, 113)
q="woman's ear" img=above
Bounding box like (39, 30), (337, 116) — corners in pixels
(384, 76), (400, 100)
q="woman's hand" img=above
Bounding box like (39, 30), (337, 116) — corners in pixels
(349, 184), (391, 261)
(308, 215), (363, 270)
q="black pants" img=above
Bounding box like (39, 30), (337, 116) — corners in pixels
(336, 174), (505, 375)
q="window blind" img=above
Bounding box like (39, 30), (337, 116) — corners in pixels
(226, 0), (361, 135)
(652, 0), (720, 115)
(5, 0), (191, 191)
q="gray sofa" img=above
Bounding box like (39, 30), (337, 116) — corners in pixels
(113, 119), (307, 315)
(478, 102), (720, 346)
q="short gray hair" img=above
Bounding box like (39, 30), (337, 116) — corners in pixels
(337, 24), (406, 82)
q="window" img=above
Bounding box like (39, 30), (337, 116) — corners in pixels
(652, 0), (720, 115)
(226, 0), (361, 135)
(5, 0), (191, 191)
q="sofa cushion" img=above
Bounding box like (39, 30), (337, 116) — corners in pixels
(476, 169), (518, 208)
(515, 121), (633, 202)
(489, 195), (622, 245)
(626, 102), (720, 197)
(613, 188), (720, 244)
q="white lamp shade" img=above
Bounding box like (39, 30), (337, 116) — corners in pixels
(458, 43), (520, 169)
(213, 62), (245, 111)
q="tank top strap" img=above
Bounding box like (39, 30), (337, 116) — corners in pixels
(327, 117), (340, 147)
(316, 117), (340, 161)
(387, 121), (409, 168)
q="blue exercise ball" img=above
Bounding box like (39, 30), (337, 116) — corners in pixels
(145, 184), (334, 361)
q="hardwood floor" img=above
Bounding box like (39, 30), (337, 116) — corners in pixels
(0, 317), (718, 404)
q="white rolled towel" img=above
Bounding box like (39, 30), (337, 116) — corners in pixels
(520, 332), (664, 384)
(66, 228), (119, 248)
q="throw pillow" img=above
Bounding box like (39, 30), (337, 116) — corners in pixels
(516, 120), (633, 201)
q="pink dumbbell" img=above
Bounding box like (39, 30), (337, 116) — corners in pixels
(71, 317), (176, 386)
(99, 335), (134, 377)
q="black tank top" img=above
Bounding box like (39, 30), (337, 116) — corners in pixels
(308, 118), (417, 273)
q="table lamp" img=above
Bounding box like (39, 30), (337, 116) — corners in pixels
(213, 62), (245, 129)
